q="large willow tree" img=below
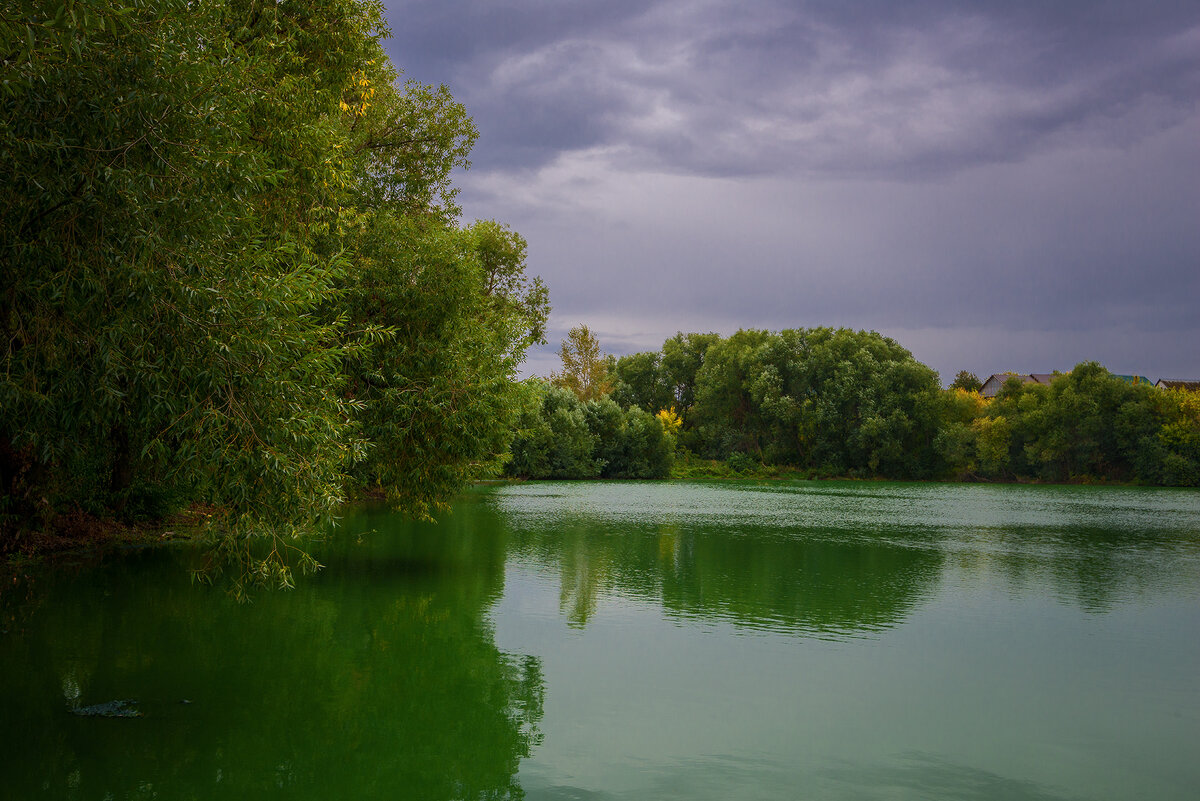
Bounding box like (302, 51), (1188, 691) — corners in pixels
(0, 0), (547, 587)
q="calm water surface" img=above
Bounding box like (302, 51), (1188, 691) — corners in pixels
(3, 481), (1199, 800)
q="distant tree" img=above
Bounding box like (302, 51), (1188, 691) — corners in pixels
(661, 332), (721, 413)
(552, 325), (612, 402)
(655, 408), (683, 436)
(1143, 389), (1200, 486)
(506, 383), (601, 479)
(1018, 362), (1157, 482)
(685, 328), (942, 475)
(583, 397), (674, 478)
(610, 351), (673, 413)
(505, 381), (674, 480)
(950, 371), (983, 392)
(511, 328), (1200, 487)
(689, 329), (772, 459)
(932, 388), (990, 478)
(973, 416), (1013, 477)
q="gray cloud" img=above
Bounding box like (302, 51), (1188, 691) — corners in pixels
(385, 1), (1200, 177)
(382, 1), (1200, 382)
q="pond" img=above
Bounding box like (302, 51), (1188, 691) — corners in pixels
(3, 480), (1199, 800)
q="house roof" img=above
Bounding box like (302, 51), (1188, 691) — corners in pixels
(979, 372), (1046, 397)
(1155, 379), (1200, 391)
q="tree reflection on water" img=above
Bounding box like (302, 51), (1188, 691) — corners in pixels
(1, 509), (544, 801)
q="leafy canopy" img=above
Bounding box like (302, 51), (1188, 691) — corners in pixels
(552, 325), (613, 402)
(0, 0), (549, 590)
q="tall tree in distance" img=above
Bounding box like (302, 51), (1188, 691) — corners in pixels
(950, 371), (983, 392)
(552, 325), (612, 402)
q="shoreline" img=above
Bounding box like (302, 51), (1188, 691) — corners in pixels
(3, 473), (1173, 569)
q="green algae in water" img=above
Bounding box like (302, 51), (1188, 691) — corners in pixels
(3, 481), (1199, 800)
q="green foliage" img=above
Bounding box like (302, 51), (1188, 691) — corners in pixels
(931, 388), (988, 478)
(689, 329), (773, 459)
(507, 383), (600, 479)
(928, 364), (1197, 485)
(2, 0), (372, 554)
(950, 371), (983, 392)
(505, 382), (674, 479)
(973, 416), (1013, 477)
(623, 407), (676, 478)
(1133, 389), (1200, 486)
(339, 216), (547, 518)
(586, 398), (675, 478)
(610, 351), (674, 413)
(683, 328), (942, 477)
(520, 327), (948, 481)
(551, 325), (612, 402)
(583, 397), (626, 474)
(661, 332), (721, 414)
(0, 0), (548, 587)
(515, 330), (1194, 487)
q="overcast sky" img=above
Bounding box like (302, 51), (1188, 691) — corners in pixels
(381, 0), (1200, 383)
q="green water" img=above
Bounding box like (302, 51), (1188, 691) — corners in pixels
(3, 481), (1200, 800)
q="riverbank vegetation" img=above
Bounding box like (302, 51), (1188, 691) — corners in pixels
(4, 3), (1196, 590)
(0, 0), (547, 586)
(514, 327), (1200, 487)
(505, 384), (675, 480)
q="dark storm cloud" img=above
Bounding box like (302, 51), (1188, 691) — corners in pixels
(380, 1), (1200, 382)
(384, 0), (1200, 177)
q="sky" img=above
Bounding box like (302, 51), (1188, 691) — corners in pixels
(380, 0), (1200, 384)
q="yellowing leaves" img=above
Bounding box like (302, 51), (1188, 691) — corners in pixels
(656, 408), (682, 435)
(340, 70), (376, 116)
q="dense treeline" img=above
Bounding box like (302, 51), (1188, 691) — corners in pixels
(551, 328), (1200, 486)
(0, 0), (547, 584)
(937, 364), (1200, 485)
(604, 328), (944, 478)
(505, 383), (675, 479)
